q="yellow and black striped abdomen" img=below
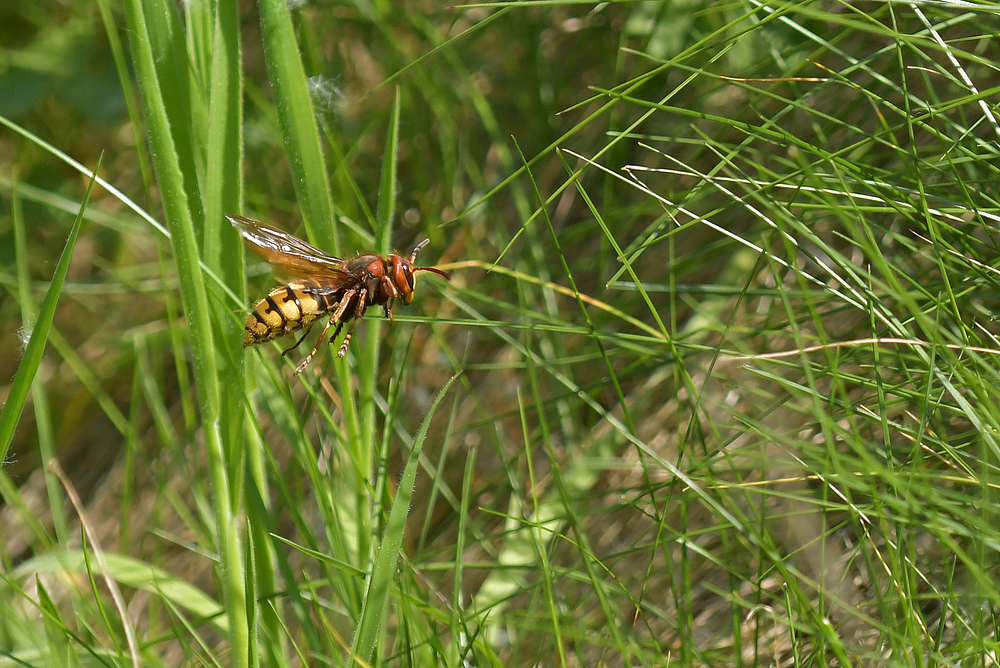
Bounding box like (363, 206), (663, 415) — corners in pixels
(242, 280), (339, 348)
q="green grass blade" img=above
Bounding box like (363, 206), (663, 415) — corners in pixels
(375, 88), (401, 256)
(359, 88), (402, 483)
(94, 0), (153, 190)
(11, 182), (64, 543)
(257, 0), (337, 252)
(0, 159), (98, 464)
(256, 4), (366, 572)
(349, 373), (459, 665)
(122, 0), (249, 664)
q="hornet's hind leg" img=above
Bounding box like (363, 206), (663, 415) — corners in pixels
(293, 290), (357, 376)
(293, 318), (335, 376)
(281, 323), (314, 356)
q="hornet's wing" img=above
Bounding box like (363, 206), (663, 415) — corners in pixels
(227, 213), (351, 280)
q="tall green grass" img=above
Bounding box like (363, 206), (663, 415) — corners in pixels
(2, 0), (1000, 666)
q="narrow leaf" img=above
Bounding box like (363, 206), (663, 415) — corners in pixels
(350, 373), (459, 665)
(0, 158), (100, 463)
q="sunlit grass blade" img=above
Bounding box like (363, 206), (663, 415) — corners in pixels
(0, 158), (98, 465)
(12, 549), (227, 633)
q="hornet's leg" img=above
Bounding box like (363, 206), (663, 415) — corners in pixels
(337, 288), (369, 358)
(281, 323), (314, 356)
(293, 290), (356, 375)
(381, 276), (397, 324)
(328, 320), (346, 347)
(383, 295), (395, 324)
(294, 318), (336, 376)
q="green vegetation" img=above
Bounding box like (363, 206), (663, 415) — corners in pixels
(2, 0), (1000, 665)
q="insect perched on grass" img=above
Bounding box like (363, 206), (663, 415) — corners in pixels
(229, 214), (450, 375)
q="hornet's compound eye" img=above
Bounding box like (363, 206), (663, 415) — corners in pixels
(397, 261), (416, 304)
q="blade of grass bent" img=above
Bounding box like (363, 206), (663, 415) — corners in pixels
(349, 373), (459, 666)
(0, 159), (98, 465)
(11, 182), (64, 543)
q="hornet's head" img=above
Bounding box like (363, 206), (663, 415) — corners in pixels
(388, 238), (450, 305)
